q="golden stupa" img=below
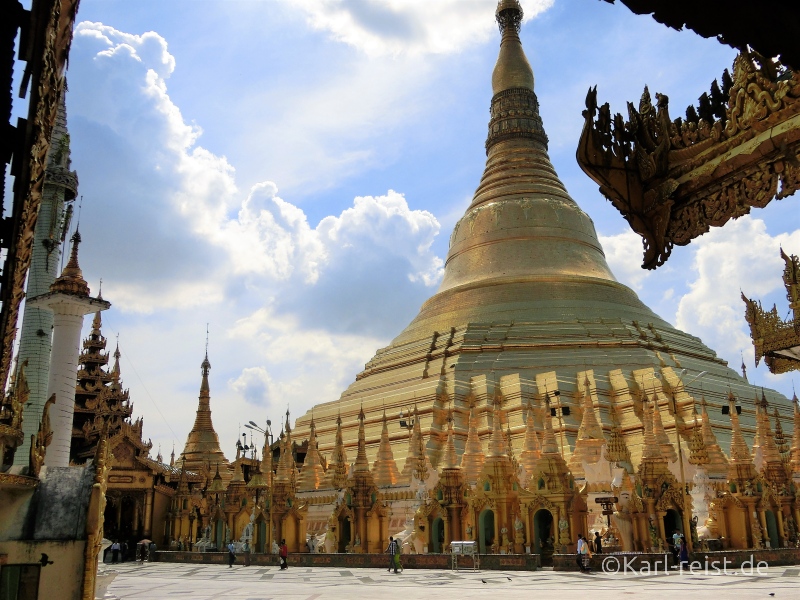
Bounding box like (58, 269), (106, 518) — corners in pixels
(294, 0), (791, 473)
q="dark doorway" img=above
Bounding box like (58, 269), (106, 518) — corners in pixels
(338, 517), (351, 553)
(533, 509), (554, 566)
(479, 509), (495, 554)
(765, 510), (780, 548)
(663, 508), (682, 544)
(432, 517), (444, 553)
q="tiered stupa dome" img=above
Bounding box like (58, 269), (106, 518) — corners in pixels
(294, 0), (792, 474)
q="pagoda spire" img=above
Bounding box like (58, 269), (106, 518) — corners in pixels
(487, 396), (507, 458)
(699, 396), (729, 478)
(441, 411), (459, 470)
(687, 406), (709, 466)
(372, 410), (401, 486)
(461, 408), (485, 485)
(325, 413), (349, 489)
(179, 348), (229, 481)
(726, 391), (757, 488)
(353, 406), (370, 473)
(275, 410), (295, 485)
(519, 401), (541, 482)
(640, 396), (662, 461)
(568, 376), (606, 478)
(603, 400), (631, 469)
(539, 397), (560, 455)
(651, 392), (677, 462)
(401, 405), (431, 483)
(298, 413), (326, 491)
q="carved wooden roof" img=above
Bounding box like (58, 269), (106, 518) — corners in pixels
(577, 52), (800, 269)
(601, 1), (800, 71)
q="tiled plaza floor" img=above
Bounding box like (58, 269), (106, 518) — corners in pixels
(106, 561), (800, 600)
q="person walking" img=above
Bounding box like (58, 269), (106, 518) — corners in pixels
(227, 542), (236, 568)
(243, 541), (251, 567)
(593, 532), (603, 554)
(385, 537), (399, 573)
(678, 538), (689, 570)
(110, 541), (120, 563)
(279, 539), (288, 570)
(575, 534), (585, 572)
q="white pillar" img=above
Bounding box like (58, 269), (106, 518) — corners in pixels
(27, 293), (109, 467)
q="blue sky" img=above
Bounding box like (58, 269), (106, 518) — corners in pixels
(12, 0), (799, 458)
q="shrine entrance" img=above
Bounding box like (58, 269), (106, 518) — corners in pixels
(765, 510), (780, 548)
(533, 509), (554, 566)
(478, 509), (494, 554)
(432, 517), (444, 553)
(338, 517), (351, 553)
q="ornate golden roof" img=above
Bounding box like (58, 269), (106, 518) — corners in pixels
(178, 352), (229, 482)
(651, 394), (677, 463)
(50, 230), (89, 296)
(727, 391), (757, 485)
(568, 376), (607, 478)
(699, 396), (729, 478)
(372, 411), (401, 486)
(441, 415), (459, 470)
(297, 415), (326, 491)
(461, 408), (485, 485)
(518, 402), (541, 480)
(324, 413), (348, 489)
(742, 249), (800, 374)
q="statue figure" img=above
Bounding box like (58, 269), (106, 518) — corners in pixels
(514, 514), (524, 534)
(690, 515), (699, 546)
(785, 514), (797, 545)
(271, 540), (280, 554)
(743, 481), (755, 496)
(648, 519), (660, 550)
(466, 523), (473, 540)
(28, 393), (55, 477)
(751, 516), (764, 550)
(500, 526), (510, 553)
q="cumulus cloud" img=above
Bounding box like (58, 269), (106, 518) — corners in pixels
(286, 0), (554, 56)
(599, 230), (653, 291)
(675, 216), (800, 373)
(67, 21), (446, 454)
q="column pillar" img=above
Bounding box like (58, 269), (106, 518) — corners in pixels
(144, 488), (154, 537)
(776, 507), (786, 546)
(27, 279), (109, 468)
(132, 497), (140, 533)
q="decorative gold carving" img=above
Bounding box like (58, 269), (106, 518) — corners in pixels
(0, 0), (81, 390)
(577, 52), (800, 269)
(28, 393), (55, 477)
(0, 359), (29, 463)
(742, 249), (800, 373)
(81, 421), (111, 600)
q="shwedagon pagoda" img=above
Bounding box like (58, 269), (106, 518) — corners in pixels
(1, 1), (800, 598)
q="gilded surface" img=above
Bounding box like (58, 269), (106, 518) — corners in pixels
(742, 249), (800, 373)
(577, 52), (800, 269)
(0, 0), (81, 391)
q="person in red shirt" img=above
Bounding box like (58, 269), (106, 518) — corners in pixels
(279, 539), (288, 570)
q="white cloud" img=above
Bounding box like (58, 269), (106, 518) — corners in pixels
(67, 21), (446, 455)
(599, 230), (653, 291)
(287, 0), (554, 56)
(675, 216), (800, 373)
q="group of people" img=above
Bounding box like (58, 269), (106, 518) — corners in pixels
(227, 540), (288, 569)
(672, 529), (689, 569)
(575, 532), (604, 573)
